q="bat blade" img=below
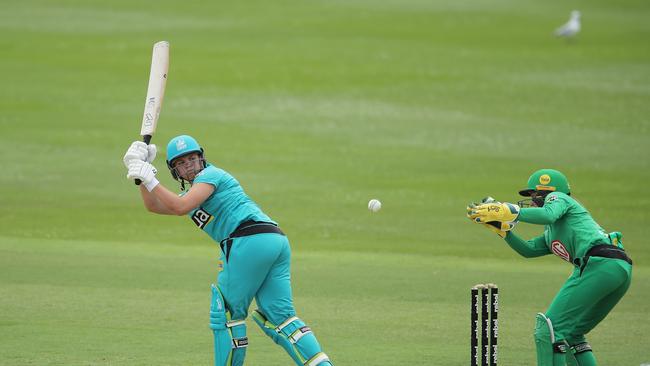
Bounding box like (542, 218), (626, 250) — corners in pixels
(135, 41), (169, 185)
(140, 41), (169, 139)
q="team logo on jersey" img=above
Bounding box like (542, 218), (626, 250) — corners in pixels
(539, 174), (551, 185)
(191, 208), (213, 229)
(547, 194), (558, 202)
(551, 240), (571, 262)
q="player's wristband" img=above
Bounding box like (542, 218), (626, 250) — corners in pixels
(144, 177), (160, 192)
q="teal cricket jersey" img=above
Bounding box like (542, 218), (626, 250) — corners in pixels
(185, 164), (274, 243)
(505, 192), (613, 264)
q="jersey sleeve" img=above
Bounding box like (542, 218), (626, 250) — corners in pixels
(193, 166), (223, 188)
(504, 231), (550, 258)
(517, 193), (570, 225)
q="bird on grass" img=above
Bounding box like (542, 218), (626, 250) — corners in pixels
(555, 10), (581, 39)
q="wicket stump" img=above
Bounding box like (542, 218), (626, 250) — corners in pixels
(471, 284), (498, 366)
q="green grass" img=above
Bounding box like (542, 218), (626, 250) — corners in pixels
(1, 0), (649, 365)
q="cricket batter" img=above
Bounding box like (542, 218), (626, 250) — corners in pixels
(467, 169), (632, 366)
(123, 135), (333, 366)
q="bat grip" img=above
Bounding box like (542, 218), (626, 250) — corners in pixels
(134, 135), (153, 186)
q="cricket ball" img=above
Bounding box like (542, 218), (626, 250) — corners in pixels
(368, 199), (382, 213)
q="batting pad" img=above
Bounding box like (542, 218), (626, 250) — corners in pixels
(252, 309), (332, 366)
(210, 285), (247, 366)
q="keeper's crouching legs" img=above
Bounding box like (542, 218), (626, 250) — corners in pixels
(534, 313), (569, 366)
(568, 342), (596, 366)
(253, 310), (332, 366)
(210, 285), (248, 366)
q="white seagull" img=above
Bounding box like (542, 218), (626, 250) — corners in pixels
(555, 10), (581, 38)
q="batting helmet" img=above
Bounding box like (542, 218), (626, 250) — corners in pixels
(165, 135), (205, 181)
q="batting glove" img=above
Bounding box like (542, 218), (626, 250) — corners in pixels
(127, 160), (159, 191)
(123, 141), (157, 168)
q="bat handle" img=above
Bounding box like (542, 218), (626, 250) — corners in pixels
(134, 135), (153, 185)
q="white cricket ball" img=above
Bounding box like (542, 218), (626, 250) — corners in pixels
(368, 199), (382, 213)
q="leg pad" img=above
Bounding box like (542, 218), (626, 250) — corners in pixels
(252, 309), (332, 366)
(210, 285), (247, 366)
(572, 342), (592, 355)
(572, 342), (597, 366)
(534, 313), (568, 366)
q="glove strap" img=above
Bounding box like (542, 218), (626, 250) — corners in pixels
(144, 177), (160, 192)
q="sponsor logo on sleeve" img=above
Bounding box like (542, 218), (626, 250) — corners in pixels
(191, 208), (213, 229)
(551, 240), (571, 262)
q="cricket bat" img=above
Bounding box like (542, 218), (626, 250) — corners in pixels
(135, 41), (169, 185)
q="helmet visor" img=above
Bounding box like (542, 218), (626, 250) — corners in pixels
(519, 188), (535, 197)
(171, 153), (204, 181)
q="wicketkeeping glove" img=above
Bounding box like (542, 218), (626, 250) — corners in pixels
(483, 220), (516, 238)
(467, 197), (518, 238)
(467, 200), (520, 224)
(127, 160), (158, 189)
(123, 141), (157, 168)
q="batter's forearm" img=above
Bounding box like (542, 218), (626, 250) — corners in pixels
(151, 184), (189, 215)
(504, 232), (550, 258)
(151, 182), (214, 215)
(139, 185), (174, 214)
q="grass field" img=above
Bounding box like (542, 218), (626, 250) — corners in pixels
(1, 0), (649, 365)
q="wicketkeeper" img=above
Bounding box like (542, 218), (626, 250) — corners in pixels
(123, 135), (333, 366)
(467, 169), (632, 366)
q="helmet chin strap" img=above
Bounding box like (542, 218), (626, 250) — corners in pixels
(179, 177), (188, 191)
(177, 173), (195, 191)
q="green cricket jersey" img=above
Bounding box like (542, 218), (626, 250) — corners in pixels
(504, 192), (613, 264)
